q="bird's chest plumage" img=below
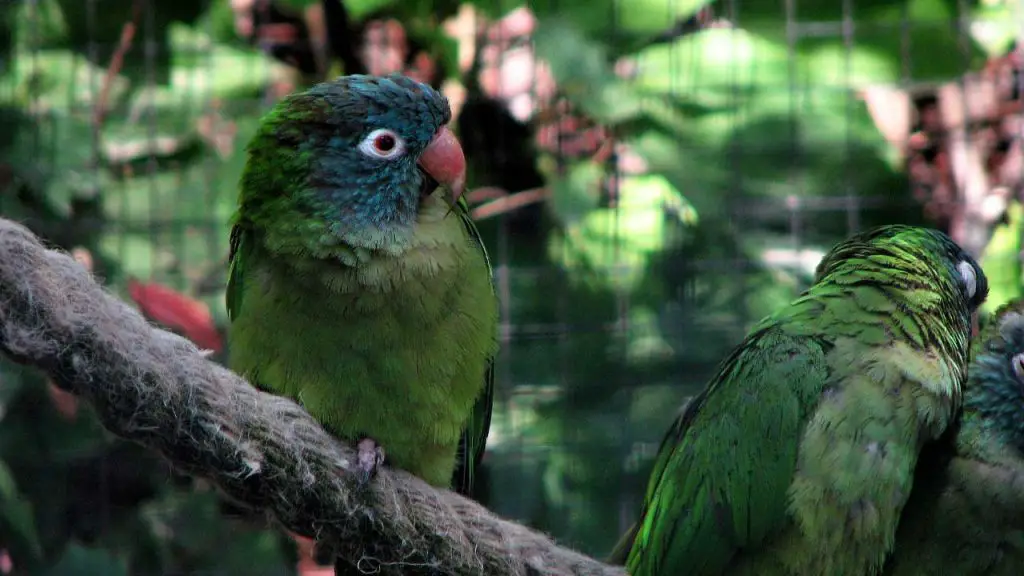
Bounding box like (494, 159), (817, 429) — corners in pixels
(767, 340), (962, 574)
(226, 222), (498, 485)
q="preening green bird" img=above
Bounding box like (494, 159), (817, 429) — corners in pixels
(884, 298), (1024, 576)
(611, 225), (988, 576)
(225, 74), (499, 496)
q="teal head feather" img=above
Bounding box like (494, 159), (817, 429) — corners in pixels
(966, 308), (1024, 450)
(236, 73), (466, 254)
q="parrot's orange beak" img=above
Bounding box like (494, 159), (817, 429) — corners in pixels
(418, 125), (466, 203)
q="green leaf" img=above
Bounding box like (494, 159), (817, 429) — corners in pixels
(168, 24), (278, 97)
(277, 0), (402, 20)
(632, 27), (791, 103)
(0, 460), (42, 568)
(41, 543), (128, 576)
(275, 0), (322, 8)
(631, 26), (899, 104)
(547, 160), (606, 226)
(529, 0), (712, 41)
(737, 0), (986, 82)
(970, 2), (1020, 57)
(0, 364), (27, 416)
(1, 110), (111, 218)
(981, 201), (1024, 315)
(625, 127), (727, 219)
(282, 0), (462, 22)
(548, 172), (696, 293)
(533, 18), (643, 124)
(625, 27), (913, 232)
(12, 0), (68, 49)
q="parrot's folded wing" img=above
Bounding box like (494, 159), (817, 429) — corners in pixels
(450, 194), (497, 497)
(627, 327), (830, 575)
(226, 223), (252, 323)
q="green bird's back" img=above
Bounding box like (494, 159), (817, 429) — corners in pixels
(615, 225), (987, 576)
(225, 74), (499, 494)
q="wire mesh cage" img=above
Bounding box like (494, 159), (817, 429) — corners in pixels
(0, 0), (1020, 573)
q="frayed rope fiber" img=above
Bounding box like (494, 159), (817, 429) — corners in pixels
(0, 218), (624, 576)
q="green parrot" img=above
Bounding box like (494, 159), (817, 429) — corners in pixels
(883, 298), (1024, 575)
(610, 225), (988, 576)
(225, 73), (499, 497)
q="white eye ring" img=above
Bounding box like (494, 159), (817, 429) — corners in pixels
(1013, 352), (1024, 382)
(357, 128), (406, 160)
(957, 261), (977, 300)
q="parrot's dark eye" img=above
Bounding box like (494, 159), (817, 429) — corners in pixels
(1013, 352), (1024, 383)
(358, 128), (406, 160)
(375, 133), (396, 151)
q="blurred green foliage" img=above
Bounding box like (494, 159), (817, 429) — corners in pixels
(0, 0), (1012, 571)
(982, 201), (1024, 316)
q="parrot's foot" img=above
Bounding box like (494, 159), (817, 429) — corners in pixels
(356, 437), (386, 487)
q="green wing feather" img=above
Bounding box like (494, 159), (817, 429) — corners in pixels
(607, 398), (694, 565)
(225, 221), (249, 323)
(226, 195), (496, 497)
(625, 326), (831, 576)
(449, 194), (496, 497)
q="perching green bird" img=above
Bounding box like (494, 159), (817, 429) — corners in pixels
(225, 74), (499, 496)
(610, 225), (988, 576)
(883, 298), (1024, 576)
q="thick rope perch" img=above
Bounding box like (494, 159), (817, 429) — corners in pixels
(0, 218), (625, 576)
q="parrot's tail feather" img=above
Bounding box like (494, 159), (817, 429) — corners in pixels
(606, 522), (639, 565)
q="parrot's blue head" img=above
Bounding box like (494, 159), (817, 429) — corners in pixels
(967, 308), (1024, 452)
(238, 74), (466, 252)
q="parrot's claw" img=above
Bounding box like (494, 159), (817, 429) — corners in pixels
(356, 437), (385, 487)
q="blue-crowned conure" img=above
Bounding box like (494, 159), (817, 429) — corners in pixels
(225, 74), (499, 498)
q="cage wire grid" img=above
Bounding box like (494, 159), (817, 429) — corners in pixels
(0, 0), (1020, 569)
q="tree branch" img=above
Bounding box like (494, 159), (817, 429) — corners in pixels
(470, 187), (549, 221)
(94, 0), (143, 129)
(0, 218), (624, 576)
